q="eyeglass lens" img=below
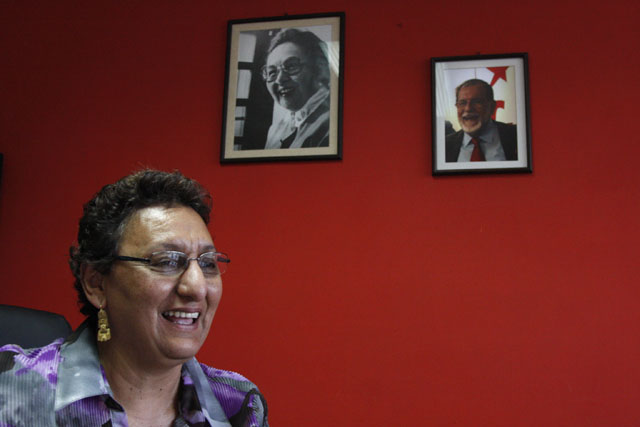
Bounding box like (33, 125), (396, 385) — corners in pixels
(456, 99), (487, 108)
(148, 251), (228, 276)
(262, 57), (303, 82)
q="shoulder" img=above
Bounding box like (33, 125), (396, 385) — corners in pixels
(493, 121), (518, 159)
(445, 130), (464, 144)
(495, 121), (517, 134)
(445, 131), (464, 161)
(494, 121), (517, 143)
(199, 363), (269, 427)
(495, 121), (516, 128)
(0, 339), (64, 381)
(0, 340), (63, 424)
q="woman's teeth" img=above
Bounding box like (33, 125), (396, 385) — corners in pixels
(162, 311), (199, 324)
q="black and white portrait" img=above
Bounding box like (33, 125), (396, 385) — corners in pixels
(221, 14), (344, 162)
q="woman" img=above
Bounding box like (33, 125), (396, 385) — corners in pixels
(0, 170), (268, 426)
(262, 28), (331, 149)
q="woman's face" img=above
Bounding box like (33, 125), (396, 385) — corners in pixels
(102, 205), (222, 367)
(265, 41), (316, 112)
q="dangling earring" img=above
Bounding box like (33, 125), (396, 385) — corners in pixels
(97, 306), (111, 342)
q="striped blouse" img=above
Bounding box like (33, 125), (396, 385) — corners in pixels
(0, 322), (268, 426)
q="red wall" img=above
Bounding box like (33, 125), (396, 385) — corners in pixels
(1, 1), (639, 425)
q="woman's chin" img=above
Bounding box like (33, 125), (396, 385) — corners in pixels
(153, 320), (209, 361)
(157, 336), (205, 362)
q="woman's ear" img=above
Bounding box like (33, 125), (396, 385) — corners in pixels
(81, 264), (107, 308)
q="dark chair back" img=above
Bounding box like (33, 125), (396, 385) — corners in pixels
(0, 304), (72, 348)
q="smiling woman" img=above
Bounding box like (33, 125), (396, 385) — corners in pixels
(0, 170), (268, 426)
(262, 28), (331, 150)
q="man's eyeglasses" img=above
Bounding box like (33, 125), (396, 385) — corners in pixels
(455, 98), (489, 109)
(115, 251), (230, 277)
(261, 57), (306, 83)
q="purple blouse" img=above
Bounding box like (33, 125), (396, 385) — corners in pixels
(0, 322), (268, 426)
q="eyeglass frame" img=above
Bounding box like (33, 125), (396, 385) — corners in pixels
(455, 98), (493, 109)
(114, 251), (230, 277)
(261, 57), (307, 83)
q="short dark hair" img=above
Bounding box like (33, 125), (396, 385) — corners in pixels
(455, 79), (495, 102)
(69, 169), (212, 323)
(267, 28), (330, 87)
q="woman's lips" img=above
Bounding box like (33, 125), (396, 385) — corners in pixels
(279, 87), (295, 97)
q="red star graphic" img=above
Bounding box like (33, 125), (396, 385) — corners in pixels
(487, 66), (509, 86)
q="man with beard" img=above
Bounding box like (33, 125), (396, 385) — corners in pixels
(262, 28), (330, 149)
(445, 79), (517, 162)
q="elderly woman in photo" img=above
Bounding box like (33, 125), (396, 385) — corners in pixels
(262, 28), (331, 149)
(0, 170), (268, 426)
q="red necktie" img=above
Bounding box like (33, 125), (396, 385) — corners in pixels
(470, 137), (485, 162)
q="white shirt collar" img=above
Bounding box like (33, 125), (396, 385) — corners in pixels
(290, 86), (330, 128)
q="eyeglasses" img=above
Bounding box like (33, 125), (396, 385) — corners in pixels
(261, 57), (306, 82)
(455, 98), (489, 109)
(115, 251), (230, 277)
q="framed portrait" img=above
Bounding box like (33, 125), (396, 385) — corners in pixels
(431, 53), (532, 175)
(220, 12), (344, 163)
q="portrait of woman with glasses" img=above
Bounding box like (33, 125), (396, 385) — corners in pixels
(0, 169), (268, 426)
(261, 28), (331, 149)
(230, 24), (332, 152)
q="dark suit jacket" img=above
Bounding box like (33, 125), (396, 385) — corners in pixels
(445, 121), (517, 162)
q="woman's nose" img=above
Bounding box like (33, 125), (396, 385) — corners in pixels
(274, 68), (291, 84)
(176, 260), (209, 300)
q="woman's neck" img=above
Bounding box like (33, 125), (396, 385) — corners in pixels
(98, 343), (183, 426)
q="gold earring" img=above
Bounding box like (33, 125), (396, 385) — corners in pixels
(97, 306), (111, 342)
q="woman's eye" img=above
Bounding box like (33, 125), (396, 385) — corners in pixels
(151, 255), (183, 270)
(157, 260), (178, 268)
(199, 260), (218, 272)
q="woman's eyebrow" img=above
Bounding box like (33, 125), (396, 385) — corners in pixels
(151, 242), (216, 252)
